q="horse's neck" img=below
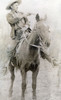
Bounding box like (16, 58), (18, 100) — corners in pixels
(28, 32), (39, 45)
(27, 32), (40, 57)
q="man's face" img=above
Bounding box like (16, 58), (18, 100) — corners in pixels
(11, 3), (19, 11)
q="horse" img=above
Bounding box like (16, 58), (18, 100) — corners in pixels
(9, 20), (51, 99)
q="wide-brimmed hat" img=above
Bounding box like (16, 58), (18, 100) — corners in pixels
(6, 0), (21, 10)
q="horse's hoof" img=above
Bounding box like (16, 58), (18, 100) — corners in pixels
(32, 96), (36, 100)
(21, 96), (25, 100)
(9, 90), (13, 97)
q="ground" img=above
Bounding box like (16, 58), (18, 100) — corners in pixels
(0, 58), (61, 100)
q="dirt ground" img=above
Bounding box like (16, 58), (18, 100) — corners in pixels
(0, 58), (61, 100)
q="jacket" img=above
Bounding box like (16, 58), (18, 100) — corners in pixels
(7, 11), (27, 39)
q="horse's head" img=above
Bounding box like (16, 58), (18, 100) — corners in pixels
(36, 21), (51, 48)
(29, 20), (51, 49)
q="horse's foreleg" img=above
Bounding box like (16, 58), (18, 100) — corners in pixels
(9, 62), (15, 97)
(21, 68), (27, 99)
(32, 67), (39, 100)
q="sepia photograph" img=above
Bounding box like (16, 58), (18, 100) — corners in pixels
(0, 0), (61, 100)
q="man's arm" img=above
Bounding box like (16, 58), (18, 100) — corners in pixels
(7, 13), (20, 25)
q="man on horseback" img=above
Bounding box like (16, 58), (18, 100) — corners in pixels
(6, 2), (58, 97)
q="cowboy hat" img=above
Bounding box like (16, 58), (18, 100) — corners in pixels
(6, 0), (21, 10)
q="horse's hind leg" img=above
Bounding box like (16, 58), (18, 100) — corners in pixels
(9, 62), (15, 97)
(32, 67), (39, 100)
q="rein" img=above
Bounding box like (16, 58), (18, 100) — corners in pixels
(29, 44), (41, 48)
(23, 34), (42, 49)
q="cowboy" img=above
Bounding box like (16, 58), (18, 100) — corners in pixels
(6, 0), (31, 59)
(6, 0), (31, 40)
